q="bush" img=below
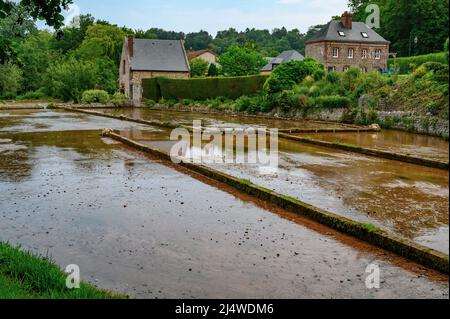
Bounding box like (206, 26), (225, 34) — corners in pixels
(0, 63), (23, 98)
(389, 52), (447, 74)
(313, 69), (326, 81)
(273, 91), (300, 111)
(16, 90), (47, 101)
(81, 90), (109, 104)
(143, 75), (268, 101)
(43, 58), (112, 102)
(110, 92), (127, 107)
(326, 72), (340, 84)
(208, 63), (219, 77)
(263, 59), (324, 94)
(307, 95), (351, 109)
(190, 60), (209, 77)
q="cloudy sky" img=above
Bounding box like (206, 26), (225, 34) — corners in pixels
(61, 0), (350, 35)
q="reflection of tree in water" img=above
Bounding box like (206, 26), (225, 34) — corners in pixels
(0, 130), (116, 182)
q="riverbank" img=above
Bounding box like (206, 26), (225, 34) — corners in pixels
(0, 242), (125, 299)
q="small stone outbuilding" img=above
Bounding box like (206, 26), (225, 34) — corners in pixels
(119, 36), (191, 102)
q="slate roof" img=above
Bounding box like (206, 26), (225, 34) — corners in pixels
(261, 50), (304, 72)
(305, 21), (390, 44)
(130, 39), (190, 72)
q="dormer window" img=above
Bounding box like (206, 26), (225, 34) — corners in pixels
(338, 31), (345, 37)
(361, 32), (369, 38)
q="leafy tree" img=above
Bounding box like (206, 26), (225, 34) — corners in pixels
(75, 24), (126, 65)
(0, 62), (22, 97)
(263, 59), (324, 94)
(54, 14), (95, 53)
(218, 45), (266, 76)
(185, 30), (213, 50)
(207, 63), (219, 77)
(0, 0), (73, 29)
(16, 31), (61, 92)
(189, 59), (209, 77)
(43, 57), (115, 102)
(349, 0), (449, 56)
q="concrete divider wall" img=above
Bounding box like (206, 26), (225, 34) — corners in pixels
(103, 130), (449, 274)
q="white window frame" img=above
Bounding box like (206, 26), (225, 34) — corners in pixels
(332, 47), (339, 58)
(375, 49), (381, 60)
(348, 48), (354, 59)
(362, 49), (368, 59)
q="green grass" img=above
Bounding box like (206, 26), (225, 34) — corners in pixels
(0, 242), (127, 299)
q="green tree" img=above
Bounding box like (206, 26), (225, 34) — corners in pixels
(185, 30), (213, 50)
(349, 0), (449, 56)
(75, 24), (126, 66)
(43, 57), (115, 102)
(54, 14), (95, 53)
(0, 0), (73, 29)
(0, 62), (22, 97)
(189, 59), (209, 77)
(263, 59), (324, 94)
(16, 31), (61, 92)
(207, 63), (219, 77)
(218, 45), (266, 76)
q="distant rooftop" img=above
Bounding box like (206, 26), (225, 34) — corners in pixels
(261, 50), (305, 72)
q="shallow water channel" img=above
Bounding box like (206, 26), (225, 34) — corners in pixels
(0, 109), (448, 298)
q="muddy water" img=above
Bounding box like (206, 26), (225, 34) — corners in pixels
(0, 110), (448, 298)
(128, 130), (449, 254)
(96, 108), (349, 130)
(0, 113), (448, 298)
(295, 131), (449, 162)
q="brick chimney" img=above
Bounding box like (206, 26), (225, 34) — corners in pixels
(127, 35), (134, 58)
(341, 11), (353, 29)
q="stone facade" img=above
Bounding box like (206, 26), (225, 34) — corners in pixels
(306, 41), (389, 72)
(189, 51), (218, 65)
(119, 36), (191, 103)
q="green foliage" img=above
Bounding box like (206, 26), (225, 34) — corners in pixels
(0, 62), (23, 98)
(43, 58), (102, 102)
(0, 242), (125, 299)
(350, 0), (449, 57)
(110, 92), (127, 107)
(143, 75), (268, 101)
(81, 89), (109, 104)
(75, 24), (126, 65)
(389, 52), (448, 74)
(445, 38), (449, 63)
(207, 63), (219, 77)
(15, 31), (61, 92)
(218, 45), (266, 76)
(274, 90), (300, 111)
(307, 95), (351, 109)
(189, 59), (209, 77)
(326, 72), (340, 84)
(263, 59), (324, 94)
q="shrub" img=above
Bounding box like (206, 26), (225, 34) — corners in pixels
(313, 69), (326, 81)
(143, 99), (156, 107)
(16, 90), (47, 101)
(307, 95), (351, 109)
(143, 75), (268, 101)
(326, 72), (340, 84)
(389, 52), (447, 74)
(0, 63), (23, 98)
(110, 92), (127, 107)
(263, 59), (324, 94)
(207, 63), (219, 77)
(190, 60), (209, 77)
(81, 90), (109, 104)
(274, 91), (300, 111)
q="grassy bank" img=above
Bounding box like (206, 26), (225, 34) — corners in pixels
(0, 242), (125, 299)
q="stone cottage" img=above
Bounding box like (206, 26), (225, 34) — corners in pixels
(261, 50), (305, 75)
(305, 12), (390, 72)
(187, 48), (219, 66)
(119, 36), (191, 102)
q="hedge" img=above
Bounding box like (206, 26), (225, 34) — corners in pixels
(389, 52), (447, 74)
(142, 75), (268, 101)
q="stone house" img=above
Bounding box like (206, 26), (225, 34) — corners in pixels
(305, 12), (390, 72)
(119, 36), (191, 102)
(261, 50), (305, 75)
(187, 48), (219, 66)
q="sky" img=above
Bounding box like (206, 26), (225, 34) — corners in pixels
(58, 0), (350, 35)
